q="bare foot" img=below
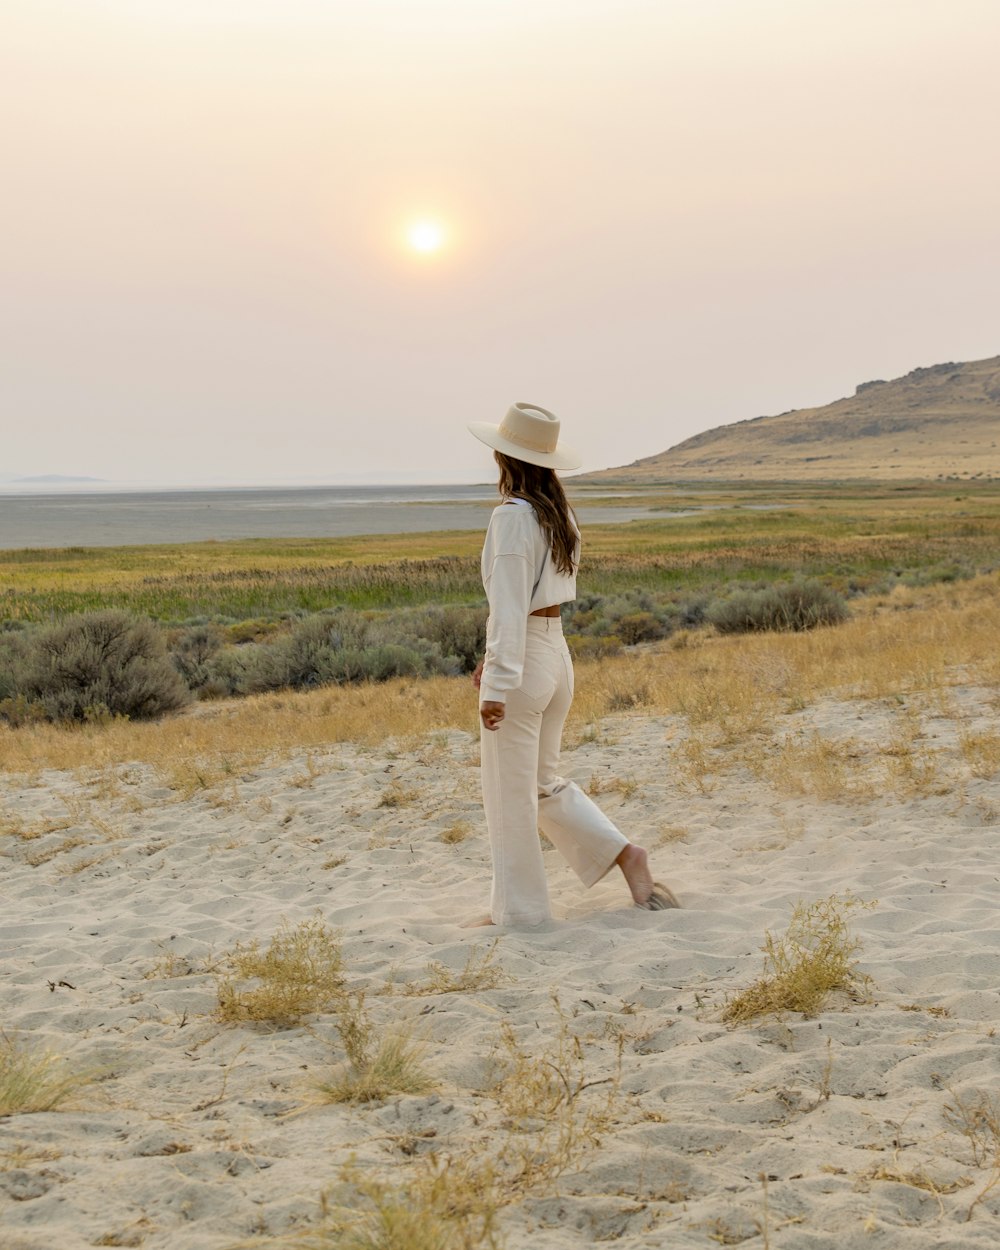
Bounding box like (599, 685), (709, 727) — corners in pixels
(461, 914), (495, 928)
(616, 843), (655, 906)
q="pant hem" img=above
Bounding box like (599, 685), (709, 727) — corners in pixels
(493, 911), (552, 927)
(578, 852), (623, 889)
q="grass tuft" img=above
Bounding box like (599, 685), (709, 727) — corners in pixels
(943, 1089), (1000, 1168)
(215, 918), (344, 1029)
(0, 1033), (97, 1117)
(404, 942), (509, 996)
(723, 895), (875, 1024)
(438, 820), (472, 844)
(315, 992), (433, 1104)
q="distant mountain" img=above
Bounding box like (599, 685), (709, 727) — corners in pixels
(589, 355), (1000, 481)
(12, 474), (105, 484)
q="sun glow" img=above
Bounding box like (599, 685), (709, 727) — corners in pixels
(406, 221), (446, 254)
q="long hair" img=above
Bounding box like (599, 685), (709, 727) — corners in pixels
(494, 451), (578, 576)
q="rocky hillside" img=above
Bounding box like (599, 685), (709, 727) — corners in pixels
(591, 355), (1000, 481)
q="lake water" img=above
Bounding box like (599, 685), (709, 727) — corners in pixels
(0, 484), (657, 550)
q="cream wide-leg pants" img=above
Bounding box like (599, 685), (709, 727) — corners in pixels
(480, 616), (629, 925)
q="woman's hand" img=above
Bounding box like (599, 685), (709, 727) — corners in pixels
(480, 701), (505, 732)
(474, 661), (504, 730)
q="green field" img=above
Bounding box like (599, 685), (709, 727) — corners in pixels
(3, 481), (1000, 625)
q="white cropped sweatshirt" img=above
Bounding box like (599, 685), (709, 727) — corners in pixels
(479, 498), (579, 704)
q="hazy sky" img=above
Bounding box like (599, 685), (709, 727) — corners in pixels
(3, 0), (999, 484)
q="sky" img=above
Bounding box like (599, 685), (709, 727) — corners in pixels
(2, 0), (999, 486)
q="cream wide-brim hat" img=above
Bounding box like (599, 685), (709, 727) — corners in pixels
(468, 403), (582, 471)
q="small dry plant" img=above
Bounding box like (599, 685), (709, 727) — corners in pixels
(0, 810), (73, 842)
(958, 729), (1000, 779)
(722, 895), (875, 1024)
(404, 942), (509, 996)
(215, 918), (344, 1029)
(145, 949), (204, 980)
(866, 1163), (971, 1196)
(0, 1142), (63, 1170)
(377, 782), (421, 809)
(0, 1033), (97, 1116)
(587, 772), (639, 799)
(749, 734), (879, 803)
(438, 821), (472, 845)
(297, 1155), (502, 1250)
(314, 992), (433, 1104)
(301, 1006), (623, 1249)
(489, 1001), (620, 1141)
(943, 1089), (1000, 1168)
(653, 823), (689, 846)
(671, 735), (721, 795)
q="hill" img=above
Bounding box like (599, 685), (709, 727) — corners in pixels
(589, 355), (1000, 481)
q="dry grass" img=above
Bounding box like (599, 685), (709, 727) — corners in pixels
(958, 729), (1000, 779)
(653, 823), (689, 846)
(402, 942), (509, 997)
(377, 781), (421, 808)
(744, 734), (880, 803)
(438, 820), (472, 844)
(682, 715), (956, 806)
(671, 735), (721, 796)
(144, 948), (206, 980)
(488, 1003), (619, 1137)
(299, 1156), (503, 1250)
(0, 1033), (98, 1117)
(866, 1164), (972, 1195)
(587, 771), (639, 799)
(215, 919), (344, 1029)
(944, 1089), (1000, 1169)
(722, 895), (875, 1024)
(0, 810), (74, 841)
(1, 574), (998, 781)
(0, 1142), (64, 1170)
(298, 1006), (622, 1250)
(313, 993), (433, 1104)
(23, 834), (89, 867)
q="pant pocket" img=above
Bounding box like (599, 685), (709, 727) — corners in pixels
(513, 648), (558, 703)
(510, 674), (557, 705)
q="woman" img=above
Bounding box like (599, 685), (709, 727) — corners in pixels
(467, 402), (679, 926)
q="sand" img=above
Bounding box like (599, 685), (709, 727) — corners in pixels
(1, 689), (999, 1249)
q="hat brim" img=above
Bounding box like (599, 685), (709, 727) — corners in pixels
(467, 422), (582, 471)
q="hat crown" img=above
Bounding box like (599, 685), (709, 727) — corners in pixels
(497, 403), (560, 456)
(466, 400), (581, 470)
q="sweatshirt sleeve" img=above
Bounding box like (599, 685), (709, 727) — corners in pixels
(479, 512), (537, 704)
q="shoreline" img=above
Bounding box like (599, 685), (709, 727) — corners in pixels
(0, 483), (658, 551)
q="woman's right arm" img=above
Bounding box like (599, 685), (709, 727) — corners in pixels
(479, 551), (534, 705)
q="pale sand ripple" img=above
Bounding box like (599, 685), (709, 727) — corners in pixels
(1, 693), (999, 1248)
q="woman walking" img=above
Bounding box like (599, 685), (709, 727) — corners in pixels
(467, 403), (679, 927)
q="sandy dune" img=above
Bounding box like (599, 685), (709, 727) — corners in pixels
(2, 690), (999, 1249)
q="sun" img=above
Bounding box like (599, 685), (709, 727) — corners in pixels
(406, 220), (446, 254)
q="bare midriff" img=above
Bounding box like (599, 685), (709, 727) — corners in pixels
(530, 605), (562, 618)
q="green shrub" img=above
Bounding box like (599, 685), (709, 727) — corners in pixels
(564, 589), (694, 645)
(707, 579), (849, 634)
(198, 610), (467, 697)
(405, 604), (487, 673)
(566, 633), (623, 660)
(169, 624), (223, 692)
(5, 611), (189, 723)
(614, 611), (666, 645)
(0, 632), (29, 702)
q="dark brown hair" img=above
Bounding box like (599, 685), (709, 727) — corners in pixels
(494, 451), (578, 576)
